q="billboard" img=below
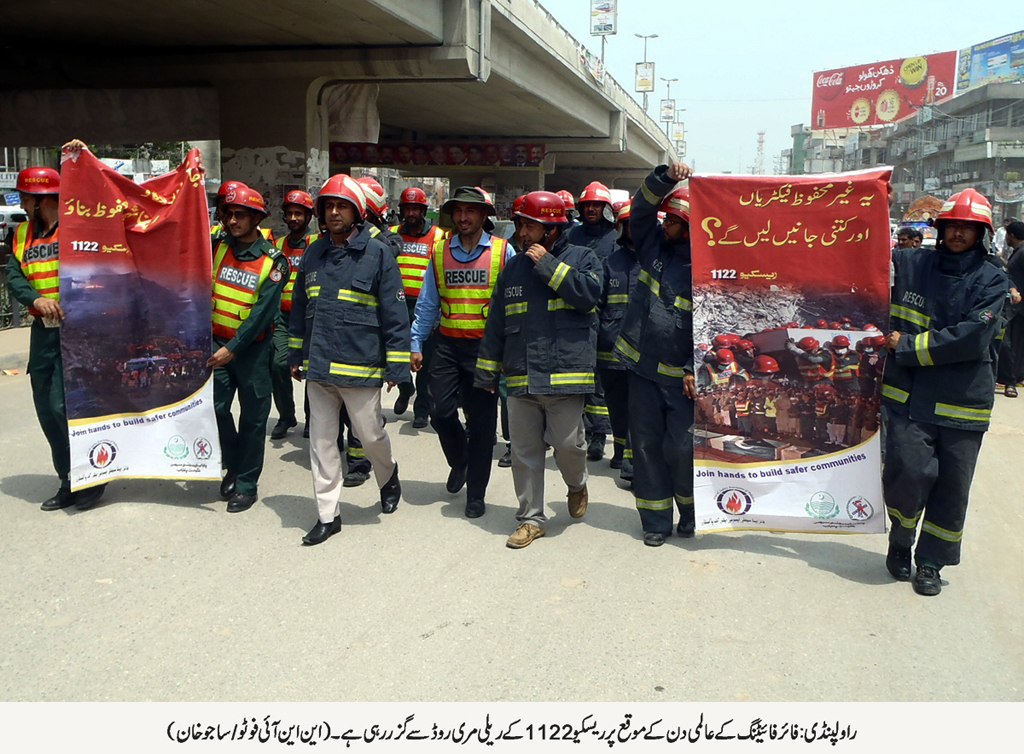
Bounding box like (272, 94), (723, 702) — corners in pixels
(330, 141), (545, 169)
(671, 121), (686, 141)
(958, 30), (1024, 92)
(635, 62), (655, 92)
(811, 52), (956, 129)
(660, 99), (675, 122)
(590, 0), (616, 36)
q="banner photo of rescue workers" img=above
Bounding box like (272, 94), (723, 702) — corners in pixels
(688, 169), (892, 535)
(58, 149), (221, 491)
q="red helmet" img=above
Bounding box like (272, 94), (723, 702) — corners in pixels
(753, 355), (780, 373)
(936, 187), (994, 233)
(283, 190), (314, 211)
(660, 187), (690, 223)
(400, 186), (429, 207)
(840, 317), (852, 324)
(511, 194), (527, 216)
(784, 321), (800, 328)
(829, 321), (842, 329)
(736, 339), (755, 352)
(716, 349), (735, 365)
(798, 336), (819, 351)
(616, 200), (632, 224)
(712, 333), (741, 348)
(832, 335), (851, 349)
(864, 323), (879, 332)
(869, 335), (888, 348)
(17, 167), (61, 195)
(815, 318), (829, 328)
(217, 180), (248, 198)
(317, 174), (366, 219)
(356, 176), (388, 216)
(556, 190), (576, 211)
(579, 181), (613, 205)
(222, 186), (267, 218)
(515, 191), (569, 225)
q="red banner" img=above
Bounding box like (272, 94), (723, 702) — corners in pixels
(811, 52), (956, 129)
(59, 148), (221, 489)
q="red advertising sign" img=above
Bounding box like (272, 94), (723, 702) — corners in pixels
(811, 52), (956, 129)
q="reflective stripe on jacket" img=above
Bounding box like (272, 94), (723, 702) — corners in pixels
(212, 241), (275, 340)
(434, 236), (507, 338)
(13, 222), (60, 316)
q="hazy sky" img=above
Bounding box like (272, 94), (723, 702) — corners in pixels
(537, 0), (1015, 173)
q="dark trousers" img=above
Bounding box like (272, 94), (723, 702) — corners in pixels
(628, 371), (694, 534)
(270, 309), (296, 422)
(883, 407), (984, 568)
(600, 366), (631, 462)
(213, 337), (272, 496)
(583, 371), (611, 438)
(429, 334), (498, 500)
(997, 315), (1024, 387)
(29, 323), (71, 489)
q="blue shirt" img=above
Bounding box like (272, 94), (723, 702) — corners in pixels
(411, 230), (515, 351)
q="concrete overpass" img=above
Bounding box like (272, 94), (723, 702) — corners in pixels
(1, 0), (674, 223)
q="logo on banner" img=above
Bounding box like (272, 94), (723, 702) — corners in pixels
(88, 440), (118, 469)
(164, 435), (190, 459)
(715, 487), (754, 515)
(847, 496), (874, 520)
(193, 437), (213, 460)
(807, 491), (839, 518)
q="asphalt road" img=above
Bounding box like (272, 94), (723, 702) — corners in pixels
(1, 335), (1022, 702)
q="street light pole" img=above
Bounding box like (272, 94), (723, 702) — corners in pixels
(635, 33), (658, 114)
(660, 76), (678, 137)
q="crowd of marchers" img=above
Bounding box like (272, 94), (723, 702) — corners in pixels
(7, 138), (1016, 599)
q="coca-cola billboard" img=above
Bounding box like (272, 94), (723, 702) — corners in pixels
(811, 52), (957, 130)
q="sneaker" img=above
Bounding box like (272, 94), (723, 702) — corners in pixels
(913, 564), (942, 596)
(885, 543), (912, 581)
(567, 484), (588, 518)
(498, 444), (512, 468)
(506, 523), (545, 549)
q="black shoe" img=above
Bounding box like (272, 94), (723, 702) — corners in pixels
(620, 458), (634, 482)
(270, 417), (297, 440)
(412, 415), (429, 429)
(343, 467), (371, 488)
(609, 449), (623, 470)
(885, 543), (912, 581)
(226, 492), (257, 513)
(465, 498), (486, 518)
(74, 484), (107, 511)
(303, 426), (310, 438)
(913, 564), (942, 596)
(393, 393), (411, 416)
(302, 515), (341, 545)
(643, 532), (666, 547)
(446, 465), (467, 494)
(380, 466), (401, 514)
(587, 434), (606, 461)
(220, 473), (237, 500)
(41, 487), (74, 511)
(498, 444), (512, 468)
(676, 520), (696, 538)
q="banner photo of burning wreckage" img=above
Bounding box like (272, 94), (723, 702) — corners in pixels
(58, 148), (221, 491)
(688, 169), (892, 535)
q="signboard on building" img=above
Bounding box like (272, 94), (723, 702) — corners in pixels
(0, 172), (18, 189)
(589, 0), (616, 36)
(635, 62), (655, 93)
(660, 99), (675, 122)
(811, 52), (956, 130)
(4, 192), (20, 206)
(958, 30), (1024, 92)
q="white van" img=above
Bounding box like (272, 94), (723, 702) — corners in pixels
(0, 206), (28, 243)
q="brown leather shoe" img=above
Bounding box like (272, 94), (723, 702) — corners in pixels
(567, 484), (588, 518)
(506, 523), (545, 549)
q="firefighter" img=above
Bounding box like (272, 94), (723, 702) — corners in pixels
(356, 176), (403, 258)
(697, 348), (742, 389)
(410, 187), (512, 518)
(830, 335), (860, 394)
(567, 181), (617, 460)
(389, 186), (448, 428)
(882, 188), (1007, 596)
(210, 186), (290, 512)
(210, 180), (247, 241)
(474, 191), (603, 548)
(288, 173), (408, 545)
(598, 200), (640, 485)
(614, 162), (695, 546)
(270, 190), (319, 440)
(786, 336), (835, 385)
(557, 190), (577, 224)
(6, 161), (104, 511)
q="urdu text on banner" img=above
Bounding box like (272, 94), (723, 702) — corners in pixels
(689, 169), (892, 534)
(58, 148), (221, 490)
